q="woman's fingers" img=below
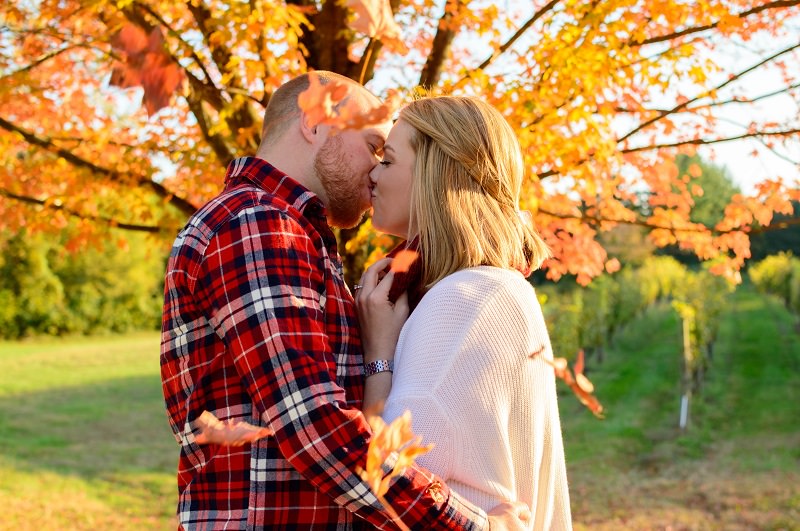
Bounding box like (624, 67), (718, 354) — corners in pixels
(361, 257), (393, 289)
(355, 257), (394, 305)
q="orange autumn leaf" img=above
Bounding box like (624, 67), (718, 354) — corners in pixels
(537, 349), (604, 418)
(297, 72), (396, 131)
(344, 0), (408, 54)
(573, 348), (585, 375)
(297, 73), (350, 128)
(390, 249), (419, 273)
(360, 411), (433, 498)
(575, 373), (594, 394)
(194, 411), (273, 447)
(109, 23), (184, 116)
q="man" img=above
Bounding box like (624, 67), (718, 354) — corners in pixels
(161, 71), (529, 530)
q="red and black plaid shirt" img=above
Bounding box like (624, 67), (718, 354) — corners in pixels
(161, 157), (488, 530)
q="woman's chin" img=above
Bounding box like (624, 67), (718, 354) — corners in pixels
(372, 219), (407, 240)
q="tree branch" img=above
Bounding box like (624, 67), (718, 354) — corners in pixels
(305, 0), (360, 77)
(185, 92), (235, 167)
(178, 1), (259, 148)
(614, 81), (800, 114)
(0, 45), (78, 79)
(633, 0), (800, 46)
(538, 207), (800, 236)
(352, 0), (402, 84)
(750, 216), (800, 235)
(419, 0), (465, 88)
(538, 206), (706, 232)
(618, 41), (800, 143)
(622, 128), (800, 153)
(0, 188), (169, 234)
(0, 115), (198, 216)
(470, 0), (560, 75)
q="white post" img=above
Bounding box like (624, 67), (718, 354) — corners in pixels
(679, 393), (689, 430)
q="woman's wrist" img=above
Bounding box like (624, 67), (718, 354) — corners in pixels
(362, 344), (396, 364)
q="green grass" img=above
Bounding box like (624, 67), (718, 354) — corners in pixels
(562, 285), (800, 530)
(1, 286), (798, 530)
(0, 333), (176, 530)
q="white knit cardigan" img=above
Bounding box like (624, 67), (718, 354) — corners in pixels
(382, 266), (573, 530)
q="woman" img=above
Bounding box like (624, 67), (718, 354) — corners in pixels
(355, 96), (572, 530)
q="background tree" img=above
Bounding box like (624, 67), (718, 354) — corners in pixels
(0, 226), (165, 338)
(676, 154), (741, 229)
(1, 0), (799, 286)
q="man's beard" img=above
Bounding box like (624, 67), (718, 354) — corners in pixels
(314, 135), (367, 228)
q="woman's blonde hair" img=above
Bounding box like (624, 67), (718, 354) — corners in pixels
(400, 96), (550, 287)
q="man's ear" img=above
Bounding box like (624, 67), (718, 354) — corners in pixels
(299, 112), (320, 144)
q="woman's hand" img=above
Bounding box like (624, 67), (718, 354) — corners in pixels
(355, 257), (410, 363)
(487, 501), (531, 530)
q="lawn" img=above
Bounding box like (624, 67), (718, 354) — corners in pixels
(561, 285), (800, 530)
(0, 286), (797, 530)
(0, 333), (177, 530)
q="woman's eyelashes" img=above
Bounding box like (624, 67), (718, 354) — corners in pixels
(379, 159), (392, 166)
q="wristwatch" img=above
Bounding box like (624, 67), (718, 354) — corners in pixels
(364, 359), (394, 377)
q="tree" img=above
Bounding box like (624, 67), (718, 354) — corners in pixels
(1, 0), (799, 286)
(0, 225), (166, 338)
(675, 154), (741, 229)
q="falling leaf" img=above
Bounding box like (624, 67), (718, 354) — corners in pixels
(573, 348), (585, 375)
(297, 73), (350, 128)
(551, 357), (568, 373)
(343, 0), (409, 54)
(194, 411), (273, 447)
(389, 249), (419, 273)
(297, 72), (397, 131)
(575, 373), (594, 394)
(360, 411), (433, 497)
(109, 23), (185, 116)
(536, 349), (604, 418)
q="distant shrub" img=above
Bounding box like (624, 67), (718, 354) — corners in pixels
(748, 252), (795, 308)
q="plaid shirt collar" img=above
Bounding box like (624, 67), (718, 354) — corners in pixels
(224, 156), (327, 221)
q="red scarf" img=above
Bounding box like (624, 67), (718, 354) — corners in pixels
(385, 237), (425, 312)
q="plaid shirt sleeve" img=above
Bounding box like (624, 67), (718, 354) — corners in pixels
(198, 203), (489, 530)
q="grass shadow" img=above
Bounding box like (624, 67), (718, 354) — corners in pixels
(0, 374), (176, 478)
